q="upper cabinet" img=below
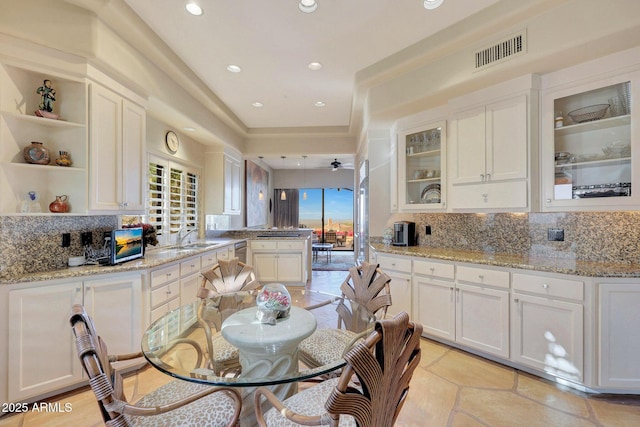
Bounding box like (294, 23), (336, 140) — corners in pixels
(205, 150), (242, 215)
(89, 81), (146, 213)
(541, 64), (640, 211)
(0, 62), (88, 214)
(397, 121), (446, 210)
(447, 75), (540, 212)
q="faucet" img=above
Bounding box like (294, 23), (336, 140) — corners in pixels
(176, 228), (198, 247)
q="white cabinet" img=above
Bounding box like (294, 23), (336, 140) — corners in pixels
(250, 240), (307, 284)
(455, 265), (510, 358)
(6, 272), (142, 401)
(413, 259), (455, 340)
(89, 82), (145, 212)
(511, 273), (584, 382)
(83, 274), (143, 356)
(7, 281), (83, 401)
(149, 263), (181, 322)
(205, 150), (242, 215)
(448, 75), (539, 211)
(376, 254), (412, 318)
(598, 282), (640, 389)
(0, 62), (88, 214)
(541, 68), (640, 211)
(397, 121), (446, 210)
(179, 256), (201, 328)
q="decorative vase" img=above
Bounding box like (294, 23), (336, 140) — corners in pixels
(49, 195), (69, 213)
(23, 141), (50, 165)
(55, 151), (72, 167)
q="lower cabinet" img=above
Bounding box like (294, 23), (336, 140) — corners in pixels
(413, 259), (455, 340)
(6, 272), (142, 402)
(250, 240), (307, 284)
(511, 273), (584, 383)
(376, 254), (412, 318)
(598, 282), (640, 389)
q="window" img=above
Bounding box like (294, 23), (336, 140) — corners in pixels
(148, 154), (201, 246)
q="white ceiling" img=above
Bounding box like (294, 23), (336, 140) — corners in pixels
(123, 0), (500, 135)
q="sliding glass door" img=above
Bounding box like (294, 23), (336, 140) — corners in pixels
(299, 188), (353, 250)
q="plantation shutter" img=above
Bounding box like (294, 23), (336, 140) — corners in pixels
(148, 160), (168, 243)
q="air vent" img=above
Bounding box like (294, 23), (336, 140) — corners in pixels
(474, 31), (526, 71)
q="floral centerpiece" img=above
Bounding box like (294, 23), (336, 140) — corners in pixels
(123, 223), (158, 247)
(255, 283), (291, 324)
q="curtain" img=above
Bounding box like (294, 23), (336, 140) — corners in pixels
(273, 189), (299, 228)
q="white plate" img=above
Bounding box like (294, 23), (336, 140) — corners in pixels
(421, 184), (441, 203)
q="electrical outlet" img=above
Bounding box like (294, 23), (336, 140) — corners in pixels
(425, 225), (432, 235)
(61, 233), (71, 247)
(548, 228), (564, 241)
(81, 231), (93, 246)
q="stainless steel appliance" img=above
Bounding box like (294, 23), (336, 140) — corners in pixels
(392, 221), (417, 246)
(234, 240), (247, 263)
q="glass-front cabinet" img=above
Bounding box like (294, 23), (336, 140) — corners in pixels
(397, 121), (446, 210)
(542, 72), (640, 211)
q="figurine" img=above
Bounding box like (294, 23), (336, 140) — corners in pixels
(35, 79), (59, 119)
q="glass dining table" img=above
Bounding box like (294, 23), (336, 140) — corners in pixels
(141, 287), (376, 425)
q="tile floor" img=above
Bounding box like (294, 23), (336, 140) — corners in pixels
(1, 270), (639, 426)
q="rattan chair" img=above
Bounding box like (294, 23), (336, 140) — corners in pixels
(254, 312), (422, 426)
(197, 257), (261, 376)
(69, 304), (241, 427)
(298, 262), (392, 370)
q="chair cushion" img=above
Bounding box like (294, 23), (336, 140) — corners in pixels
(298, 329), (358, 367)
(262, 378), (356, 427)
(127, 380), (237, 427)
(211, 332), (239, 362)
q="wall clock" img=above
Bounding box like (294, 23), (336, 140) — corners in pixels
(165, 130), (179, 154)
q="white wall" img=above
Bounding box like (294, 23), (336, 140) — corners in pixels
(274, 169), (353, 190)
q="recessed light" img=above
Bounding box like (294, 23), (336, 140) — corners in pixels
(183, 127), (196, 132)
(252, 102), (264, 108)
(185, 2), (204, 16)
(423, 0), (444, 10)
(308, 62), (323, 71)
(226, 64), (242, 73)
(314, 101), (326, 107)
(299, 0), (318, 14)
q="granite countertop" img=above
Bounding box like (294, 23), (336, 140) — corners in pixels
(370, 243), (640, 278)
(2, 239), (240, 285)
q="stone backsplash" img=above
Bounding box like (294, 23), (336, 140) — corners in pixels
(0, 215), (117, 281)
(383, 211), (640, 264)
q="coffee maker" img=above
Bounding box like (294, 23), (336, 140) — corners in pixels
(392, 221), (417, 246)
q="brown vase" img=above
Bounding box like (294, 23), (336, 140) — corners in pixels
(49, 195), (69, 213)
(55, 151), (72, 167)
(23, 141), (50, 165)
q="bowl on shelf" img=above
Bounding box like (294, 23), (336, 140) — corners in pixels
(602, 141), (631, 158)
(568, 104), (609, 123)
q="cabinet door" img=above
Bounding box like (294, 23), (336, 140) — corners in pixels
(8, 282), (83, 401)
(449, 106), (486, 184)
(386, 270), (412, 319)
(253, 253), (278, 282)
(414, 276), (455, 340)
(83, 274), (143, 355)
(276, 253), (302, 282)
(487, 95), (528, 182)
(456, 283), (509, 358)
(121, 99), (145, 211)
(511, 293), (583, 382)
(224, 155), (241, 215)
(598, 283), (640, 388)
(180, 272), (201, 328)
(541, 72), (639, 211)
(397, 121), (445, 210)
(89, 83), (122, 211)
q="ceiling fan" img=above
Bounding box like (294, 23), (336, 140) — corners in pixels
(330, 158), (341, 171)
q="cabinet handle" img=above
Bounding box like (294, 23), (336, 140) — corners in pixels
(123, 202), (129, 207)
(430, 267), (435, 274)
(542, 284), (549, 289)
(166, 273), (172, 278)
(166, 290), (172, 295)
(480, 174), (485, 180)
(486, 173), (491, 180)
(482, 194), (488, 199)
(478, 274), (484, 280)
(546, 198), (552, 204)
(191, 264), (196, 268)
(514, 298), (519, 303)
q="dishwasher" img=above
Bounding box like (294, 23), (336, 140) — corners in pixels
(234, 240), (247, 263)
